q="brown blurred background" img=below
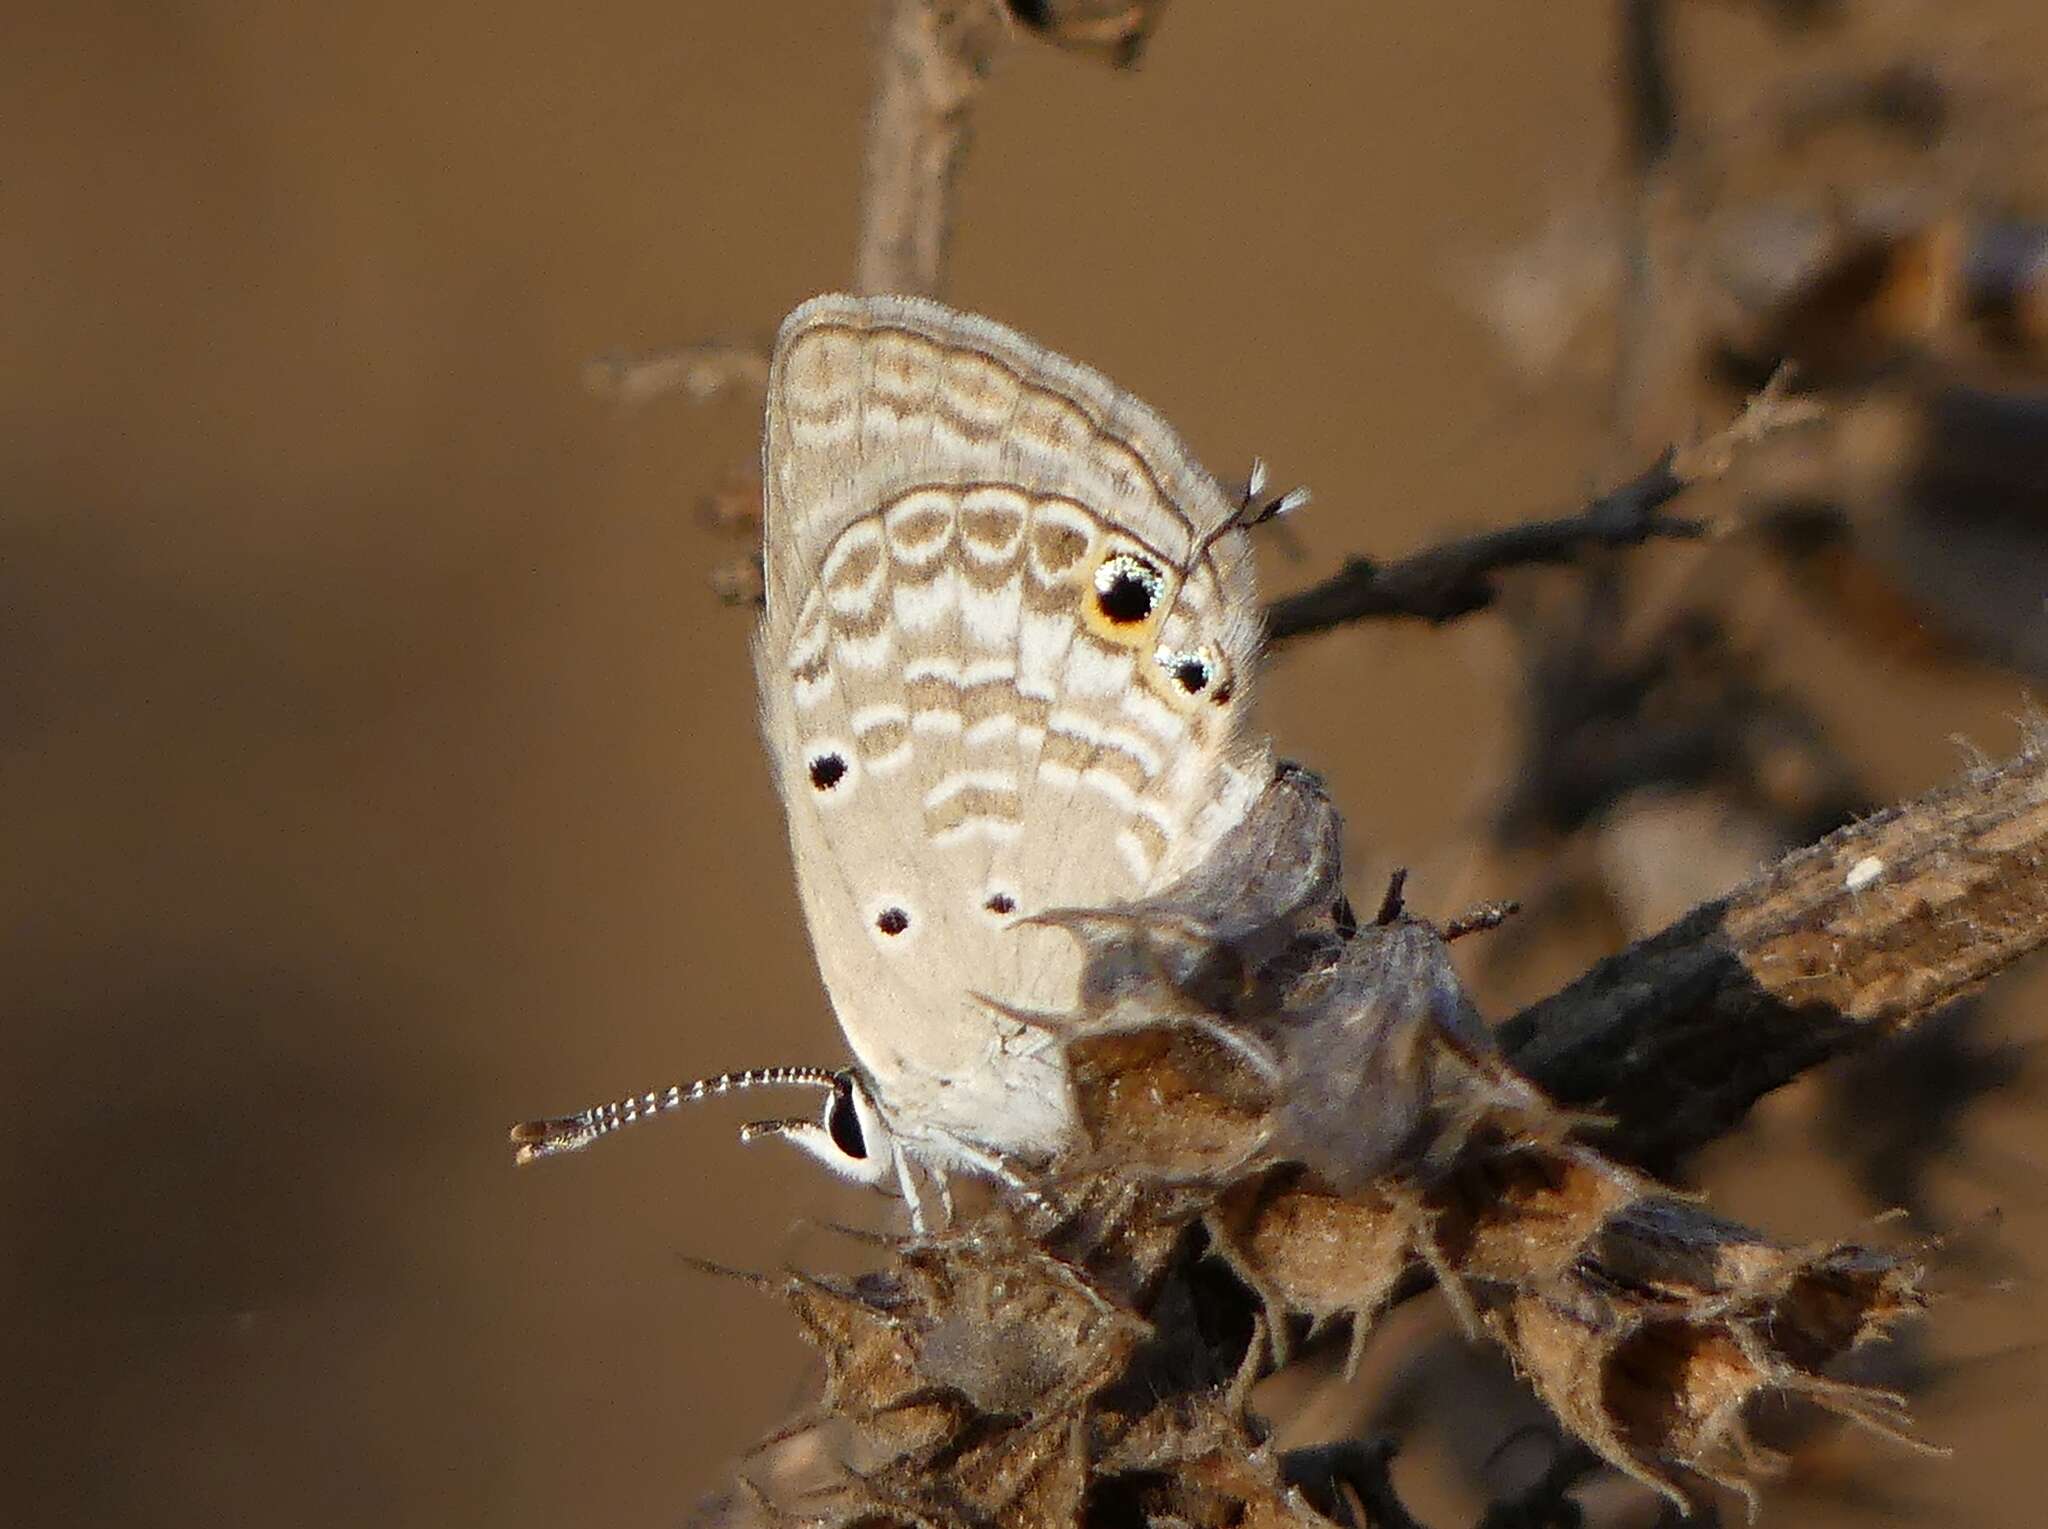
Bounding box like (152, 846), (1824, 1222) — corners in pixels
(5, 3), (2046, 1525)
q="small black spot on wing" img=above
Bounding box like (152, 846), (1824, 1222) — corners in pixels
(1157, 648), (1213, 695)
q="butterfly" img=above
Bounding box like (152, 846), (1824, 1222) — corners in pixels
(514, 295), (1296, 1226)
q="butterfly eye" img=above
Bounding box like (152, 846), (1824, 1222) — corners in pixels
(1093, 554), (1164, 626)
(729, 1069), (897, 1190)
(825, 1077), (869, 1160)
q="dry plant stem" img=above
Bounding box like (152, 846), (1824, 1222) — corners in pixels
(581, 344), (771, 407)
(1610, 0), (1677, 454)
(854, 0), (1011, 297)
(1011, 1), (1170, 65)
(582, 0), (1013, 406)
(1263, 377), (1821, 642)
(1264, 449), (1700, 642)
(1501, 728), (2048, 1168)
(1619, 0), (1677, 171)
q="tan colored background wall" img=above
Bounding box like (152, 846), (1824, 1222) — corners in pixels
(5, 3), (2043, 1525)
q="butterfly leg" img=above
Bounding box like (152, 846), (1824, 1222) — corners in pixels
(894, 1149), (933, 1235)
(890, 1150), (959, 1234)
(929, 1131), (1055, 1220)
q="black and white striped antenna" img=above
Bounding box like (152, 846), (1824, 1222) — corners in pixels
(509, 1065), (842, 1165)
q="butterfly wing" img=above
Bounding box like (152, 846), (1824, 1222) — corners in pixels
(758, 294), (1270, 1165)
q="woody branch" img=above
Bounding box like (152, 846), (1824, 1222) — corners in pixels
(1502, 725), (2048, 1169)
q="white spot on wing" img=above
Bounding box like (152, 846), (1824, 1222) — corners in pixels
(1017, 611), (1069, 700)
(892, 571), (958, 632)
(786, 597), (830, 668)
(1115, 828), (1155, 882)
(934, 819), (1024, 848)
(1049, 711), (1160, 774)
(833, 629), (895, 672)
(961, 657), (1017, 686)
(1138, 801), (1180, 842)
(1067, 641), (1134, 699)
(818, 521), (883, 584)
(1082, 768), (1139, 809)
(1121, 682), (1187, 742)
(960, 578), (1023, 649)
(1046, 711), (1102, 746)
(851, 702), (910, 734)
(883, 489), (956, 566)
(965, 714), (1018, 747)
(867, 742), (913, 775)
(925, 770), (1020, 810)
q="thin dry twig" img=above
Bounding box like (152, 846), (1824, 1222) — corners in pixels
(854, 0), (1013, 296)
(853, 2), (1176, 294)
(1264, 374), (1820, 642)
(1262, 449), (1702, 640)
(1008, 1), (1171, 66)
(1610, 0), (1677, 452)
(588, 0), (1017, 416)
(581, 343), (771, 407)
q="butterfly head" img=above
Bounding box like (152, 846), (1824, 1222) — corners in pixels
(737, 1067), (898, 1189)
(509, 1063), (900, 1194)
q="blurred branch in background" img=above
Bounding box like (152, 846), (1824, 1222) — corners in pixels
(1265, 372), (1821, 641)
(853, 0), (1010, 297)
(1427, 9), (2048, 1513)
(580, 342), (771, 408)
(858, 0), (1174, 296)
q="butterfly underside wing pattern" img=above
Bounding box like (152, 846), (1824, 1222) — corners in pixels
(758, 294), (1272, 1177)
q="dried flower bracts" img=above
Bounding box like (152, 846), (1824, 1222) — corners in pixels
(719, 755), (1981, 1526)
